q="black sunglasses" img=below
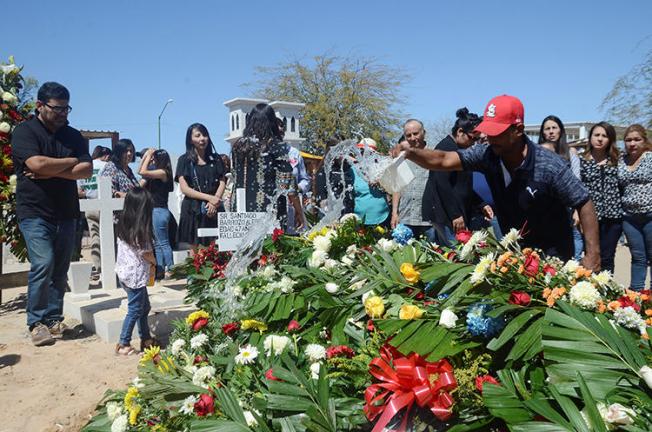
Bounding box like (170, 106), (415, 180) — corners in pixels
(42, 102), (72, 114)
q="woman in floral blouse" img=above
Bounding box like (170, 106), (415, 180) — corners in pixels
(99, 139), (143, 197)
(619, 124), (652, 290)
(580, 122), (621, 273)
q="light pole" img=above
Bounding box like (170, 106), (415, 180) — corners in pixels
(157, 98), (174, 149)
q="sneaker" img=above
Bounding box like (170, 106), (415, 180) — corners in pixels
(48, 321), (70, 339)
(31, 323), (55, 346)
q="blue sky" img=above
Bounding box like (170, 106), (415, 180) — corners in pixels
(6, 0), (651, 155)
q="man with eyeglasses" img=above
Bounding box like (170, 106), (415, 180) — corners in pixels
(11, 81), (92, 346)
(395, 95), (601, 271)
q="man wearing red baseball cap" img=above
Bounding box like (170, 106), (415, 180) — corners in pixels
(396, 95), (600, 270)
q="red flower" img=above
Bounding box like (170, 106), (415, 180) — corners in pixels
(475, 375), (500, 393)
(508, 291), (531, 306)
(194, 393), (215, 416)
(287, 320), (301, 332)
(272, 228), (284, 242)
(543, 264), (557, 276)
(222, 322), (239, 336)
(192, 317), (209, 331)
(258, 255), (268, 267)
(415, 292), (425, 300)
(7, 110), (22, 121)
(455, 230), (472, 244)
(265, 368), (281, 381)
(523, 254), (540, 277)
(445, 251), (458, 262)
(193, 355), (205, 365)
(617, 296), (641, 312)
(326, 345), (355, 359)
(367, 319), (375, 332)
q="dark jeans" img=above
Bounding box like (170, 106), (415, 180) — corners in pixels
(622, 212), (652, 290)
(406, 224), (436, 241)
(119, 284), (152, 346)
(433, 223), (456, 247)
(573, 226), (584, 261)
(152, 207), (174, 274)
(18, 218), (76, 329)
(599, 218), (622, 274)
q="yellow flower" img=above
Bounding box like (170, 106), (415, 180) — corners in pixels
(375, 225), (386, 235)
(307, 231), (319, 241)
(186, 310), (209, 326)
(364, 296), (385, 318)
(400, 263), (420, 284)
(124, 386), (139, 410)
(241, 319), (268, 333)
(139, 345), (161, 366)
(399, 304), (424, 320)
(320, 226), (329, 236)
(128, 404), (141, 425)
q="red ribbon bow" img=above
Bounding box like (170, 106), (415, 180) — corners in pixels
(364, 346), (457, 432)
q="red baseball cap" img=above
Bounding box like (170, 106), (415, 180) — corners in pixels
(475, 95), (524, 137)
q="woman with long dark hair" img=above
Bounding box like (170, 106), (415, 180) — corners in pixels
(139, 148), (174, 278)
(538, 115), (583, 259)
(580, 122), (622, 273)
(99, 139), (143, 197)
(619, 124), (652, 290)
(175, 123), (226, 249)
(422, 108), (494, 246)
(231, 103), (302, 228)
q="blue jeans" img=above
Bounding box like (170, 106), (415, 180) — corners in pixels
(433, 223), (456, 247)
(622, 212), (652, 290)
(19, 218), (76, 329)
(572, 226), (584, 261)
(152, 207), (174, 274)
(119, 284), (151, 346)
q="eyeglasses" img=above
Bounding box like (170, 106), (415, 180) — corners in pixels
(42, 102), (72, 114)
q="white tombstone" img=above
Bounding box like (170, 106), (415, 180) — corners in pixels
(67, 262), (93, 300)
(79, 177), (124, 290)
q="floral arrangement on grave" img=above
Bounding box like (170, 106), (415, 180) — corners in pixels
(85, 217), (652, 432)
(0, 56), (35, 261)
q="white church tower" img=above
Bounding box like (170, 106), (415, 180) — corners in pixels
(223, 97), (306, 149)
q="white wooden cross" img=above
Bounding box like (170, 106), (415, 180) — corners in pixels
(79, 177), (124, 290)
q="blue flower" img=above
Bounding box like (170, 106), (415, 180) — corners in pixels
(436, 292), (449, 300)
(392, 224), (413, 245)
(466, 303), (505, 338)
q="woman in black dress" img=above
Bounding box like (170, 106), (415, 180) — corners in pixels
(175, 123), (226, 249)
(231, 103), (302, 229)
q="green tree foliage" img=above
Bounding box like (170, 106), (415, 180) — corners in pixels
(600, 48), (652, 128)
(247, 54), (408, 153)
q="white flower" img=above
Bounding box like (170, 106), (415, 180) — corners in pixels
(234, 344), (259, 365)
(0, 64), (19, 74)
(460, 231), (488, 260)
(346, 245), (358, 255)
(267, 275), (297, 293)
(308, 250), (328, 268)
(310, 362), (321, 380)
(190, 333), (209, 350)
(171, 338), (186, 355)
(1, 91), (17, 105)
(499, 228), (521, 249)
(562, 259), (580, 273)
(0, 111), (3, 120)
(613, 306), (646, 333)
(439, 309), (458, 329)
(349, 279), (367, 291)
(340, 213), (360, 223)
(569, 281), (601, 310)
(313, 235), (332, 253)
(180, 395), (198, 415)
(263, 335), (291, 356)
(377, 238), (398, 252)
(305, 344), (326, 362)
(192, 365), (216, 388)
(340, 255), (354, 266)
(243, 410), (258, 427)
(132, 376), (145, 388)
(640, 365), (652, 390)
(591, 270), (612, 287)
(0, 122), (11, 133)
(110, 414), (128, 432)
(597, 402), (636, 427)
(470, 253), (494, 285)
(324, 258), (339, 269)
(261, 265), (277, 278)
(106, 402), (123, 421)
(325, 282), (339, 294)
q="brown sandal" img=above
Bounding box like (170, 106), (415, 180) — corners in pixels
(140, 338), (159, 352)
(115, 344), (136, 356)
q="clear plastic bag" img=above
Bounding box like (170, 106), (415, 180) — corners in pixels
(379, 151), (415, 194)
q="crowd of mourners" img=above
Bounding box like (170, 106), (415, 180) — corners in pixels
(10, 82), (652, 348)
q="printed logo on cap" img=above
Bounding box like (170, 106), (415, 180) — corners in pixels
(486, 104), (496, 118)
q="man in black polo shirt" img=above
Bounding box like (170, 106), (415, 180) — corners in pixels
(11, 82), (92, 346)
(397, 95), (600, 270)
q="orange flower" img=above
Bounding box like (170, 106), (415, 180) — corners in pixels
(575, 267), (592, 279)
(500, 266), (509, 274)
(643, 333), (650, 340)
(523, 248), (533, 255)
(490, 262), (497, 273)
(625, 289), (640, 301)
(497, 252), (512, 268)
(543, 287), (566, 307)
(517, 264), (524, 274)
(608, 301), (622, 311)
(645, 309), (652, 317)
(542, 288), (552, 299)
(641, 293), (650, 301)
(646, 318), (652, 326)
(597, 301), (606, 313)
(509, 257), (519, 265)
